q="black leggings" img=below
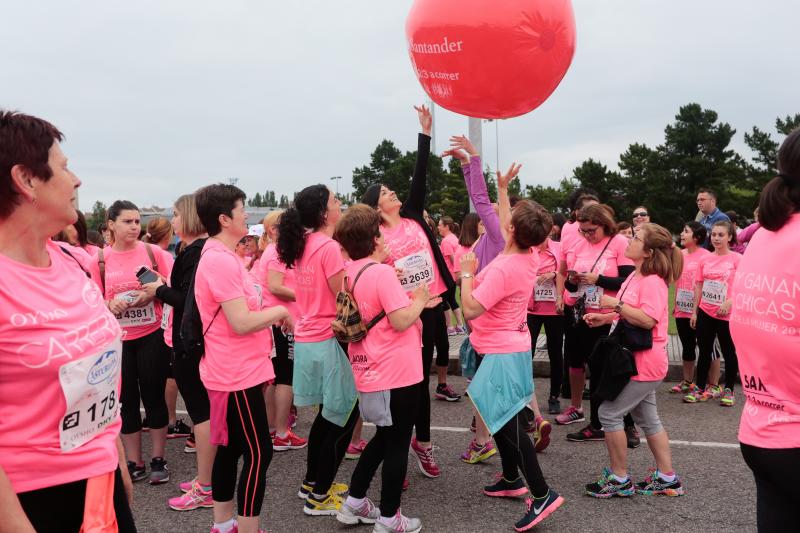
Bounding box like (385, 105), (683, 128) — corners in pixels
(741, 443), (800, 532)
(416, 305), (448, 442)
(494, 410), (549, 499)
(212, 384), (272, 517)
(304, 403), (360, 495)
(675, 317), (697, 362)
(695, 309), (739, 390)
(172, 351), (210, 425)
(349, 383), (419, 517)
(527, 313), (564, 398)
(18, 468), (136, 533)
(120, 329), (170, 433)
(271, 326), (294, 386)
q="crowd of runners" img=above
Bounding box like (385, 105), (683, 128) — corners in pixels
(1, 107), (798, 533)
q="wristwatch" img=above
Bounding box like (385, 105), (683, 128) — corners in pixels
(614, 301), (624, 314)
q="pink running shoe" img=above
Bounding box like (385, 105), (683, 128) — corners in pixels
(209, 526), (237, 533)
(555, 406), (585, 425)
(179, 477), (197, 493)
(169, 482), (213, 511)
(345, 439), (367, 460)
(410, 437), (440, 478)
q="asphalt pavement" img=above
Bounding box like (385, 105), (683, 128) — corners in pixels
(131, 376), (754, 533)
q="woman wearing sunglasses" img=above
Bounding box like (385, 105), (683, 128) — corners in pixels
(632, 207), (650, 234)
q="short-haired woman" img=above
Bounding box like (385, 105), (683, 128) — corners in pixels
(333, 204), (431, 532)
(583, 223), (685, 498)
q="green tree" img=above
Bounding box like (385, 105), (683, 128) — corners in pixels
(569, 159), (629, 218)
(525, 184), (568, 214)
(278, 194), (289, 208)
(85, 201), (107, 231)
(248, 192), (264, 207)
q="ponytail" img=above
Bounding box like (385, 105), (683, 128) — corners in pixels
(276, 184), (331, 268)
(640, 223), (683, 283)
(759, 128), (800, 232)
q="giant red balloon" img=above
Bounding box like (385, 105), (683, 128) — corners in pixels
(406, 0), (576, 119)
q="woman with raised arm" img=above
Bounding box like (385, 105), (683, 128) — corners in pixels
(362, 105), (460, 480)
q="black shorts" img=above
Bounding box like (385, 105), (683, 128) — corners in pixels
(272, 326), (294, 386)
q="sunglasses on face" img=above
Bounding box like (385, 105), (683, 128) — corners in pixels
(579, 227), (600, 235)
(633, 212), (648, 217)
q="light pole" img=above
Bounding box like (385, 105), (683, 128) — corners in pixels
(330, 176), (342, 198)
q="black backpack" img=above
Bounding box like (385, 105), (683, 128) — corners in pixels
(179, 247), (220, 360)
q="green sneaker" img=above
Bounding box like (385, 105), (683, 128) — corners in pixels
(720, 388), (735, 406)
(682, 386), (703, 403)
(670, 380), (693, 394)
(708, 384), (724, 399)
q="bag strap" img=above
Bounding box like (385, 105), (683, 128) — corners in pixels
(59, 246), (92, 279)
(144, 243), (158, 272)
(97, 248), (106, 294)
(589, 237), (614, 273)
(350, 262), (386, 329)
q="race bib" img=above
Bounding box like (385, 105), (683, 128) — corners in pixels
(395, 249), (434, 291)
(584, 285), (604, 309)
(58, 338), (123, 452)
(534, 278), (557, 302)
(701, 280), (727, 306)
(161, 304), (172, 330)
(114, 291), (157, 327)
(675, 288), (695, 314)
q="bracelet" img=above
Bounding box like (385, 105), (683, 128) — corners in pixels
(461, 273), (474, 279)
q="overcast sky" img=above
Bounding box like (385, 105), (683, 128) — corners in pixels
(2, 0), (797, 211)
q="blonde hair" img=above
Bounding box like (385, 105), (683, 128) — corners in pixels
(174, 194), (205, 238)
(639, 223), (683, 283)
(261, 210), (283, 243)
(143, 217), (173, 246)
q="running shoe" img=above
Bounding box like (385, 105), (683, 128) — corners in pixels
(169, 481), (213, 511)
(184, 433), (196, 454)
(336, 497), (380, 525)
(167, 419), (192, 439)
(434, 384), (461, 402)
(127, 461), (147, 483)
(447, 327), (459, 336)
(514, 489), (564, 532)
(585, 468), (634, 498)
(555, 406), (585, 425)
(149, 457), (170, 485)
(566, 424), (604, 442)
(460, 439), (497, 464)
(635, 468), (684, 496)
(708, 384), (724, 398)
(297, 481), (348, 500)
(303, 490), (343, 516)
(373, 509), (422, 533)
(625, 426), (641, 449)
(410, 438), (440, 478)
(670, 380), (694, 394)
(534, 417), (551, 452)
(720, 388), (735, 407)
(682, 385), (705, 403)
(483, 474), (528, 498)
(272, 430), (308, 451)
(345, 439), (367, 460)
(209, 523), (237, 533)
(179, 478), (196, 493)
(548, 396), (561, 415)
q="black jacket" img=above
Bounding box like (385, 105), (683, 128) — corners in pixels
(155, 238), (206, 353)
(400, 134), (458, 310)
(589, 332), (638, 402)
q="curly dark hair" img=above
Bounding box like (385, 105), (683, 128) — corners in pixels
(277, 184), (331, 268)
(759, 128), (800, 231)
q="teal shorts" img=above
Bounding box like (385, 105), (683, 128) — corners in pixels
(293, 338), (357, 427)
(466, 351), (534, 435)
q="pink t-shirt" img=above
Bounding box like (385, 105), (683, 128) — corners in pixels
(346, 259), (423, 392)
(673, 248), (710, 318)
(195, 238), (274, 392)
(528, 240), (561, 316)
(558, 221), (580, 263)
(382, 218), (446, 297)
(453, 244), (471, 274)
(731, 214), (800, 448)
(695, 252), (741, 321)
(440, 233), (459, 274)
(470, 252), (539, 354)
(255, 243), (299, 319)
(293, 232), (345, 343)
(0, 241), (123, 493)
(564, 234), (633, 311)
(88, 243), (174, 341)
(615, 272), (669, 382)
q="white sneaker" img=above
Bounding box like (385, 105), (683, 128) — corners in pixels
(372, 509), (422, 533)
(337, 497), (380, 525)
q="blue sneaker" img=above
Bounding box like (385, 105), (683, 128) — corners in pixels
(585, 468), (634, 498)
(514, 489), (564, 531)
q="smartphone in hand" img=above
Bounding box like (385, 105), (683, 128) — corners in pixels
(136, 266), (159, 284)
